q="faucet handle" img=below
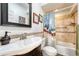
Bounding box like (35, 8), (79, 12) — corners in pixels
(20, 33), (27, 40)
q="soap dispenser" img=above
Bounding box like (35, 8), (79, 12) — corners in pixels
(0, 31), (11, 45)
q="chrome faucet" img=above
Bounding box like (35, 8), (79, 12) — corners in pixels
(20, 33), (27, 40)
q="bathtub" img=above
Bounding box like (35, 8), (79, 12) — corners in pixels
(56, 41), (76, 56)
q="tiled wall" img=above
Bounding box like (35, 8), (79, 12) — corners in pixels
(55, 12), (77, 45)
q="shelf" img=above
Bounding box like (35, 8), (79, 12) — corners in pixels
(56, 31), (76, 33)
(56, 27), (67, 29)
(67, 23), (76, 26)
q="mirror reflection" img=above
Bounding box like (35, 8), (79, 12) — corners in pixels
(8, 3), (29, 25)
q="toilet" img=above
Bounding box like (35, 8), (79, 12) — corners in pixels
(42, 46), (57, 56)
(41, 36), (57, 56)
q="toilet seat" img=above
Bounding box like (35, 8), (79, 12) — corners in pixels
(42, 46), (57, 56)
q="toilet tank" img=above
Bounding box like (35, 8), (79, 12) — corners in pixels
(47, 36), (56, 47)
(41, 36), (56, 49)
(41, 38), (47, 49)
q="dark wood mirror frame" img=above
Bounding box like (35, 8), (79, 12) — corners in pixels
(0, 3), (32, 27)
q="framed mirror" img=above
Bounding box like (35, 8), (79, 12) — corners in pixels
(1, 3), (32, 27)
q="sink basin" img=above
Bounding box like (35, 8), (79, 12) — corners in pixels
(0, 37), (42, 56)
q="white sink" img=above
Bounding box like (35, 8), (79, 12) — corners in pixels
(0, 37), (42, 56)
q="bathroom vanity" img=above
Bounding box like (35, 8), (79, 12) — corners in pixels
(0, 37), (42, 56)
(0, 3), (32, 27)
(15, 45), (42, 56)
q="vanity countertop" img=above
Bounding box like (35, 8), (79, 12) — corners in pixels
(0, 37), (42, 56)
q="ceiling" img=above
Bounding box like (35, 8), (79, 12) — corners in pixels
(42, 3), (74, 13)
(55, 3), (77, 20)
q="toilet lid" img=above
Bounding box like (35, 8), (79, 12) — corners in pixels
(42, 46), (57, 55)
